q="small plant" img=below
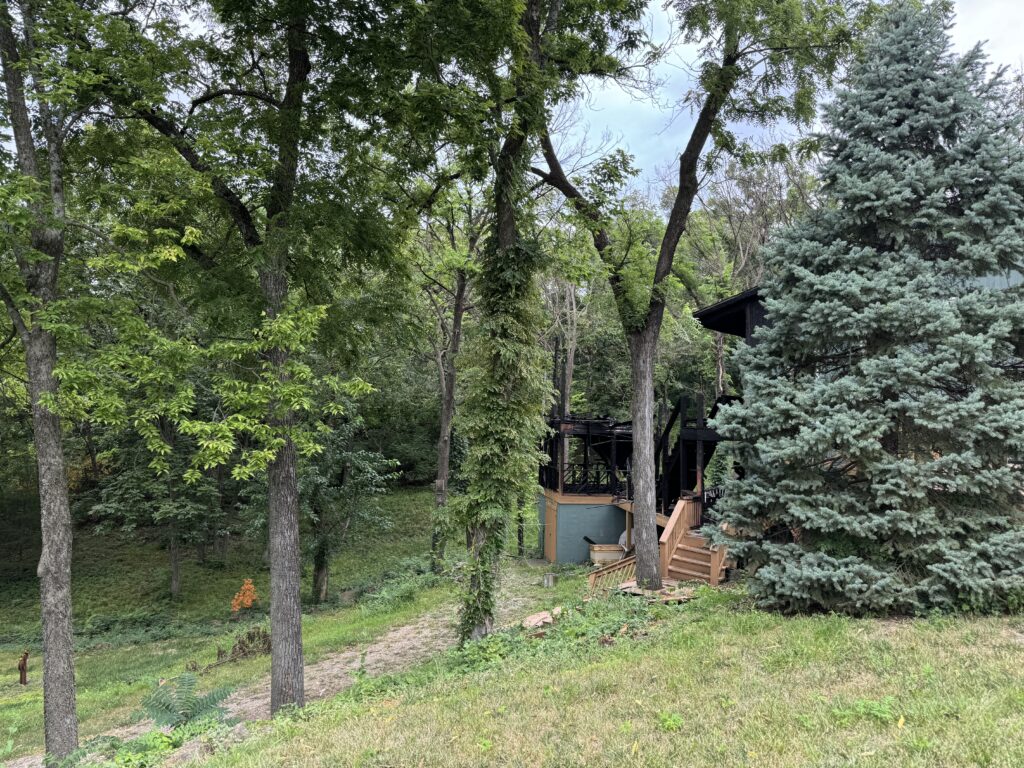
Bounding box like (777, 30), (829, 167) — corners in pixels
(139, 673), (232, 728)
(230, 578), (258, 615)
(656, 710), (684, 733)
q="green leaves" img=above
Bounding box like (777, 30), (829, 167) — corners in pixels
(139, 674), (231, 728)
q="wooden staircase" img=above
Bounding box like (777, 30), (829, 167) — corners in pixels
(588, 498), (726, 590)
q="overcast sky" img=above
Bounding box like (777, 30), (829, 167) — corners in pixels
(569, 0), (1024, 192)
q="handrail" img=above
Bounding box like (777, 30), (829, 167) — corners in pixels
(588, 555), (637, 591)
(658, 497), (701, 577)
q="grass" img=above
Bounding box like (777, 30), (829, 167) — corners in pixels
(188, 588), (1024, 768)
(0, 488), (474, 759)
(14, 486), (1024, 768)
(0, 488), (443, 645)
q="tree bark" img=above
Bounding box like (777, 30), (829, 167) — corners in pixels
(628, 324), (662, 589)
(312, 542), (330, 604)
(261, 250), (304, 711)
(261, 16), (309, 714)
(714, 331), (726, 398)
(25, 328), (79, 757)
(311, 502), (330, 604)
(267, 432), (303, 711)
(0, 4), (78, 757)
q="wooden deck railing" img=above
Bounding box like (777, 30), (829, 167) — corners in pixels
(587, 555), (637, 591)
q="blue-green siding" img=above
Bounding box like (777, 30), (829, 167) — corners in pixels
(553, 502), (627, 564)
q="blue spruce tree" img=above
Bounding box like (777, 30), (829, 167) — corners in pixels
(713, 1), (1024, 614)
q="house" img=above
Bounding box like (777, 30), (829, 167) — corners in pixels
(537, 289), (766, 585)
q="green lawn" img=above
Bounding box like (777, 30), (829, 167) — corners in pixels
(0, 488), (462, 758)
(192, 588), (1024, 768)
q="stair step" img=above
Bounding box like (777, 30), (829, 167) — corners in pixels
(668, 567), (712, 583)
(675, 545), (712, 558)
(671, 554), (711, 570)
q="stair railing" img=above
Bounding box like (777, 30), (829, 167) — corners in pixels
(658, 496), (701, 577)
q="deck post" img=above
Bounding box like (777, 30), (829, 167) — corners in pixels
(610, 432), (618, 496)
(677, 397), (685, 500)
(696, 394), (705, 525)
(584, 422), (591, 490)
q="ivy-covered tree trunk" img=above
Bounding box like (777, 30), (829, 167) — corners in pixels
(456, 0), (552, 642)
(460, 135), (546, 639)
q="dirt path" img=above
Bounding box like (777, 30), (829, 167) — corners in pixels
(222, 606), (459, 723)
(5, 565), (552, 768)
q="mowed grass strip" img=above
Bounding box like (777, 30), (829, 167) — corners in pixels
(197, 589), (1024, 768)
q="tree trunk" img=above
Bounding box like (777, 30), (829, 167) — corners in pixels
(628, 324), (662, 589)
(714, 332), (726, 398)
(260, 15), (309, 714)
(261, 258), (304, 713)
(431, 269), (467, 573)
(168, 533), (181, 599)
(267, 433), (304, 711)
(25, 327), (79, 757)
(312, 542), (329, 604)
(311, 505), (330, 604)
(464, 522), (501, 640)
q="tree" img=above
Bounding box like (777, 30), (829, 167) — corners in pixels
(300, 411), (396, 603)
(533, 0), (868, 588)
(88, 423), (220, 599)
(712, 1), (1024, 615)
(0, 1), (97, 755)
(97, 0), (430, 713)
(412, 182), (486, 572)
(451, 0), (649, 641)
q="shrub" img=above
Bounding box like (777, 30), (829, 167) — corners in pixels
(230, 579), (258, 615)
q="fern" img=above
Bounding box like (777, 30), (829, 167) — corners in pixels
(140, 674), (232, 727)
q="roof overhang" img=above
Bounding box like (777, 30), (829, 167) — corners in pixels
(692, 288), (761, 339)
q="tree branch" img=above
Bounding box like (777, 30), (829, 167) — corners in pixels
(0, 281), (28, 343)
(188, 87), (281, 117)
(135, 106), (262, 249)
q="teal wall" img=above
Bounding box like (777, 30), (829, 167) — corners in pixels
(554, 502), (627, 564)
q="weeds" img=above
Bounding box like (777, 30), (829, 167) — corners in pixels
(138, 673), (232, 728)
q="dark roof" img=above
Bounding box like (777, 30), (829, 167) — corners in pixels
(692, 288), (760, 337)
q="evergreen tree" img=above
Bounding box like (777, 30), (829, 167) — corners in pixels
(713, 1), (1024, 615)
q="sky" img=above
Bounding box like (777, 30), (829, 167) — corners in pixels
(569, 0), (1024, 191)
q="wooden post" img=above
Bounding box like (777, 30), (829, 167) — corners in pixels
(610, 431), (618, 496)
(583, 422), (591, 489)
(677, 397), (685, 498)
(696, 394), (705, 496)
(18, 650), (28, 685)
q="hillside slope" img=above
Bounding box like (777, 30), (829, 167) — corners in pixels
(191, 589), (1024, 768)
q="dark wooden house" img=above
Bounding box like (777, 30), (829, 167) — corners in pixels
(538, 288), (765, 585)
